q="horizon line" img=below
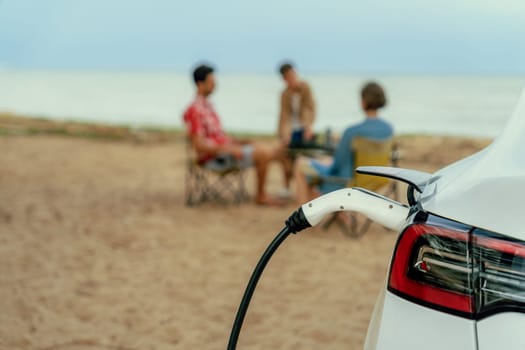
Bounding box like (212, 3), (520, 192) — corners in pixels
(2, 66), (525, 77)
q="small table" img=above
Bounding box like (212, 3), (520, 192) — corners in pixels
(287, 143), (335, 158)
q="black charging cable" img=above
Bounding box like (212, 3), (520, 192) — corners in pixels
(226, 207), (311, 350)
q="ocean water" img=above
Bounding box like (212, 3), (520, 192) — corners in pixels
(1, 70), (524, 138)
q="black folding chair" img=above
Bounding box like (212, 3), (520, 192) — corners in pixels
(184, 140), (249, 206)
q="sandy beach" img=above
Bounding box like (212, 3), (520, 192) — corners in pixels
(0, 118), (491, 350)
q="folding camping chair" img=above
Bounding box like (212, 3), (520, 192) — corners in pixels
(184, 139), (249, 206)
(317, 137), (399, 237)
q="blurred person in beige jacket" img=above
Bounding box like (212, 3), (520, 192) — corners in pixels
(277, 62), (316, 198)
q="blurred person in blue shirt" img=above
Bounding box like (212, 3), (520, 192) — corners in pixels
(294, 81), (393, 204)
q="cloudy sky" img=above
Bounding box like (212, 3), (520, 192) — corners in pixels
(1, 0), (525, 73)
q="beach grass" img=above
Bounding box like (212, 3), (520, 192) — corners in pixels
(0, 112), (184, 142)
(0, 112), (278, 142)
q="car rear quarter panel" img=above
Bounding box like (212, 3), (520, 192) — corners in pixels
(365, 291), (477, 350)
(477, 313), (525, 349)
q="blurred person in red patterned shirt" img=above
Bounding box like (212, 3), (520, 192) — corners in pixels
(183, 64), (284, 206)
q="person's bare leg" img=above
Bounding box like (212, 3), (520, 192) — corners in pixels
(282, 156), (293, 189)
(251, 143), (281, 205)
(294, 157), (315, 205)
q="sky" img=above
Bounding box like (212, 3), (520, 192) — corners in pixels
(1, 0), (525, 74)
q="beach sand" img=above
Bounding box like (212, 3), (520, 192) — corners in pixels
(0, 126), (490, 350)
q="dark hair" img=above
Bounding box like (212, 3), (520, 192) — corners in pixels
(192, 64), (214, 85)
(361, 81), (387, 110)
(278, 62), (294, 76)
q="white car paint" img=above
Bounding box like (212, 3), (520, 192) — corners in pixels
(477, 313), (525, 349)
(365, 290), (477, 350)
(422, 90), (525, 239)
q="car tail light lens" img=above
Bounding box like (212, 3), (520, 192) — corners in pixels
(388, 215), (525, 319)
(473, 233), (525, 316)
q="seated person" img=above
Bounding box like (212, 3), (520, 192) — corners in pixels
(294, 81), (393, 204)
(183, 63), (284, 206)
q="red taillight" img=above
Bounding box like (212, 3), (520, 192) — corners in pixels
(389, 223), (474, 316)
(388, 218), (525, 319)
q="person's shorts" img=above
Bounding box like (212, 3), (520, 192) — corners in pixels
(288, 128), (305, 147)
(298, 157), (322, 177)
(203, 145), (254, 171)
(300, 158), (346, 194)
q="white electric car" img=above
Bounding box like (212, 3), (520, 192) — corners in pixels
(361, 92), (525, 350)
